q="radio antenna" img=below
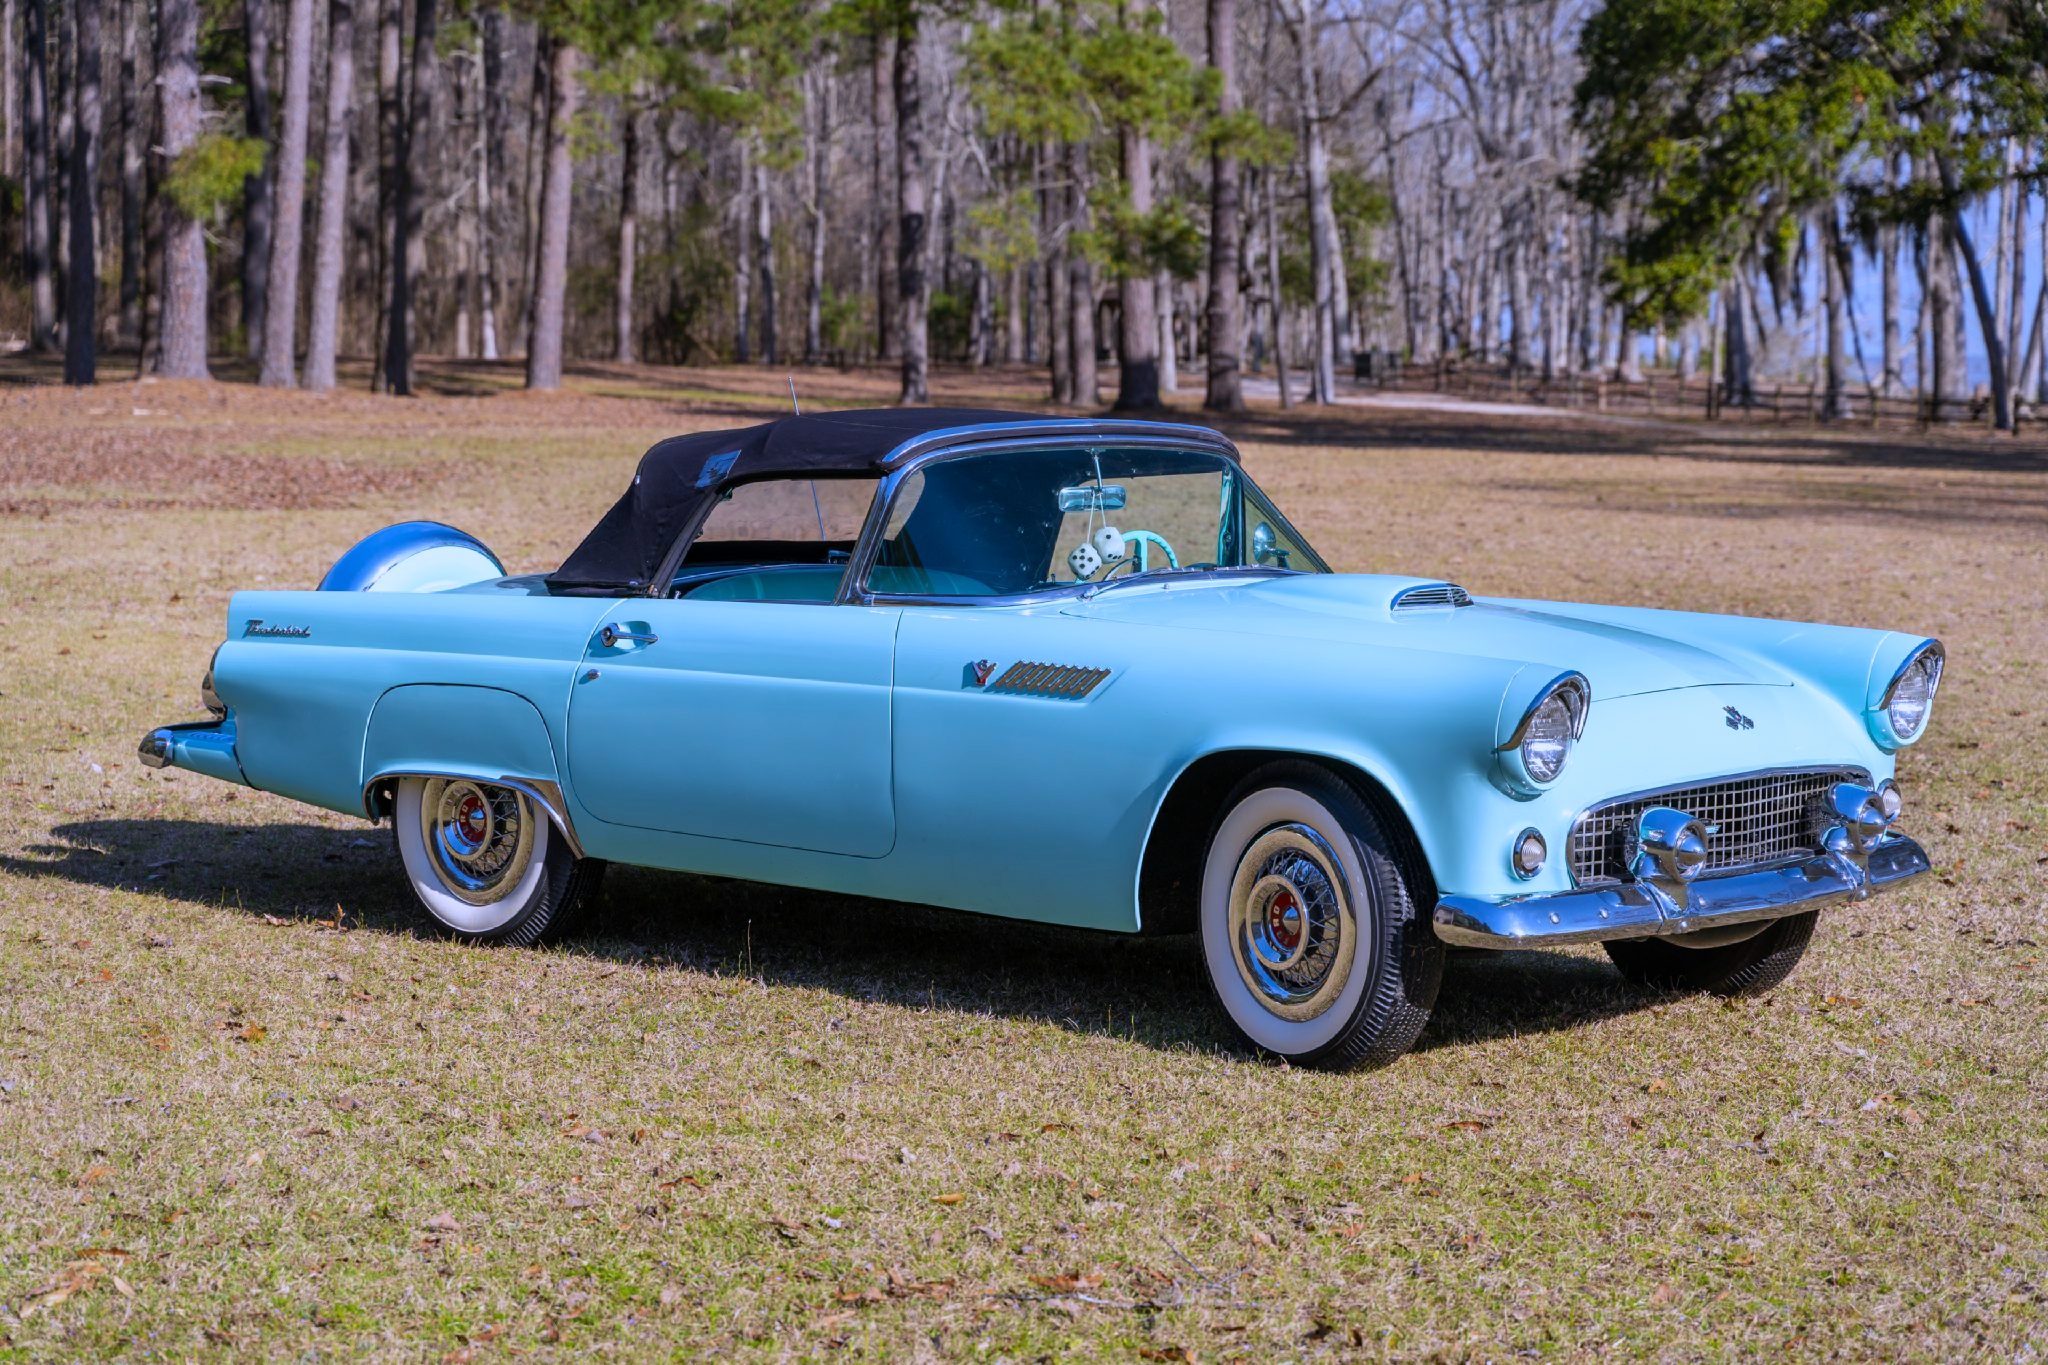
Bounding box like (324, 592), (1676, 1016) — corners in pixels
(787, 376), (802, 415)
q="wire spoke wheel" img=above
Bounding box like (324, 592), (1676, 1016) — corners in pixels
(1227, 823), (1357, 1022)
(418, 778), (539, 906)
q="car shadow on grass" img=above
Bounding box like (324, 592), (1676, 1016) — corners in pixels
(7, 818), (1661, 1062)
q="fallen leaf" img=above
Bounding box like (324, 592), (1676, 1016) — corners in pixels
(1442, 1119), (1492, 1133)
(931, 1191), (965, 1206)
(1029, 1272), (1104, 1293)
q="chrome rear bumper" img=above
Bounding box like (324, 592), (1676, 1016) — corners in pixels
(1432, 833), (1930, 949)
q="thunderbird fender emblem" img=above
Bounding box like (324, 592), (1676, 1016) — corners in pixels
(243, 619), (311, 638)
(1723, 705), (1755, 731)
(968, 659), (997, 687)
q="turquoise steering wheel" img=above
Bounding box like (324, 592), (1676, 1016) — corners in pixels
(1111, 530), (1179, 574)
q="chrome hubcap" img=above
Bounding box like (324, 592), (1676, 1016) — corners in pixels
(420, 778), (536, 905)
(1228, 823), (1356, 1020)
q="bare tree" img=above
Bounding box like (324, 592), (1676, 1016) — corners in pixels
(22, 0), (56, 350)
(755, 151), (776, 365)
(302, 0), (354, 391)
(802, 67), (833, 365)
(1202, 0), (1245, 412)
(895, 11), (929, 404)
(615, 100), (640, 362)
(1112, 115), (1159, 409)
(383, 0), (440, 396)
(115, 0), (146, 346)
(155, 0), (209, 378)
(525, 37), (578, 390)
(259, 0), (315, 386)
(872, 30), (899, 360)
(242, 0), (275, 361)
(61, 0), (100, 384)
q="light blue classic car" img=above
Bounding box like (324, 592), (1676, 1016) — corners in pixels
(140, 409), (1941, 1069)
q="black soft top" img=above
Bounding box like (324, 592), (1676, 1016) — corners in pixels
(547, 407), (1235, 592)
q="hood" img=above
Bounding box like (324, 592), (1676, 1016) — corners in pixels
(1063, 573), (1790, 700)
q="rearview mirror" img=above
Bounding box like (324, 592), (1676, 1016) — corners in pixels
(1251, 521), (1289, 567)
(1058, 484), (1127, 513)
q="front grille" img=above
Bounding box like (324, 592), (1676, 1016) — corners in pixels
(1569, 767), (1866, 885)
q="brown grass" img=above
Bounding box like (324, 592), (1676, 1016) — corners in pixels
(1, 357), (2045, 1360)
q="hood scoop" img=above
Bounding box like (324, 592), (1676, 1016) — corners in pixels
(1390, 581), (1473, 611)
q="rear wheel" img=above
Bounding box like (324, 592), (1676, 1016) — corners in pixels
(1603, 910), (1817, 996)
(1198, 763), (1442, 1070)
(392, 777), (603, 945)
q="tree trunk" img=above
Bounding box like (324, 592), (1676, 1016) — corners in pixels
(1044, 142), (1071, 401)
(115, 0), (145, 347)
(22, 0), (56, 350)
(302, 0), (353, 390)
(1067, 141), (1098, 407)
(241, 0), (274, 361)
(258, 0), (313, 385)
(516, 32), (546, 356)
(1112, 123), (1158, 410)
(1722, 270), (1752, 405)
(1285, 3), (1335, 403)
(1005, 262), (1025, 365)
(371, 0), (401, 388)
(614, 102), (638, 362)
(871, 30), (899, 361)
(382, 0), (434, 396)
(476, 10), (504, 361)
(524, 37), (576, 390)
(1201, 0), (1243, 411)
(1820, 207), (1850, 420)
(894, 12), (928, 404)
(2, 0), (14, 186)
(755, 153), (776, 366)
(734, 139), (752, 362)
(155, 0), (208, 377)
(1878, 216), (1903, 397)
(1933, 155), (2010, 430)
(804, 68), (829, 364)
(61, 0), (100, 384)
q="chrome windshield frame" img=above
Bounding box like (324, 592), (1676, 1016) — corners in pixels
(833, 430), (1327, 608)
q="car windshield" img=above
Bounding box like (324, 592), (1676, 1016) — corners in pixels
(869, 445), (1325, 599)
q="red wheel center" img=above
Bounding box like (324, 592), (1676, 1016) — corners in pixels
(459, 796), (486, 830)
(1268, 889), (1302, 949)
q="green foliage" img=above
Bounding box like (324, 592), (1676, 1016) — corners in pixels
(928, 289), (971, 359)
(1072, 11), (1207, 141)
(819, 289), (866, 363)
(1206, 109), (1291, 168)
(641, 203), (734, 364)
(963, 14), (1092, 144)
(1075, 195), (1206, 281)
(1572, 0), (2048, 328)
(963, 190), (1042, 273)
(164, 134), (268, 221)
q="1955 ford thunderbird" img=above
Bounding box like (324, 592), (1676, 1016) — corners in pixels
(140, 409), (1941, 1069)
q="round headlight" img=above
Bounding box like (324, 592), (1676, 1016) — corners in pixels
(1521, 692), (1580, 783)
(1884, 646), (1942, 743)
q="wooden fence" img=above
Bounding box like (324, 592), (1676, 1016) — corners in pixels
(1352, 356), (2027, 431)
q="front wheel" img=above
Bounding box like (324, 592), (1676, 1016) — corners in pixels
(1198, 763), (1442, 1070)
(1603, 910), (1817, 996)
(392, 776), (604, 945)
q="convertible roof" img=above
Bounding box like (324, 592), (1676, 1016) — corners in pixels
(547, 408), (1231, 592)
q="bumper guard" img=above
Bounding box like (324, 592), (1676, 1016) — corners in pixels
(1433, 833), (1930, 949)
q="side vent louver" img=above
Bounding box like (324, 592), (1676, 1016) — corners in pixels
(1391, 582), (1474, 611)
(987, 661), (1112, 699)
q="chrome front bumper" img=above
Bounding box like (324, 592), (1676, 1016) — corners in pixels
(1432, 833), (1930, 949)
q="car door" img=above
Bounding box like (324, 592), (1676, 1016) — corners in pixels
(565, 599), (901, 857)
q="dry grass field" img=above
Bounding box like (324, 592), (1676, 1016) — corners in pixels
(1, 358), (2045, 1360)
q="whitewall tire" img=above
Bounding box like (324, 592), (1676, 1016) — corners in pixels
(1199, 762), (1442, 1069)
(392, 776), (603, 944)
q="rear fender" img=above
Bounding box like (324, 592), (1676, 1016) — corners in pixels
(360, 684), (584, 855)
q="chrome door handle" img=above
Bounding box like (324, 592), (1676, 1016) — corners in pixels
(599, 623), (659, 648)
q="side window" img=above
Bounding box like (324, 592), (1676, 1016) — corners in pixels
(675, 476), (880, 602)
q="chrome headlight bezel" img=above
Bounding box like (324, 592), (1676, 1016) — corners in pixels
(1495, 672), (1590, 796)
(1872, 640), (1943, 750)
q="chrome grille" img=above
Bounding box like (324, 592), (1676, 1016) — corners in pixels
(1569, 767), (1866, 885)
(1391, 582), (1473, 610)
(987, 661), (1112, 699)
